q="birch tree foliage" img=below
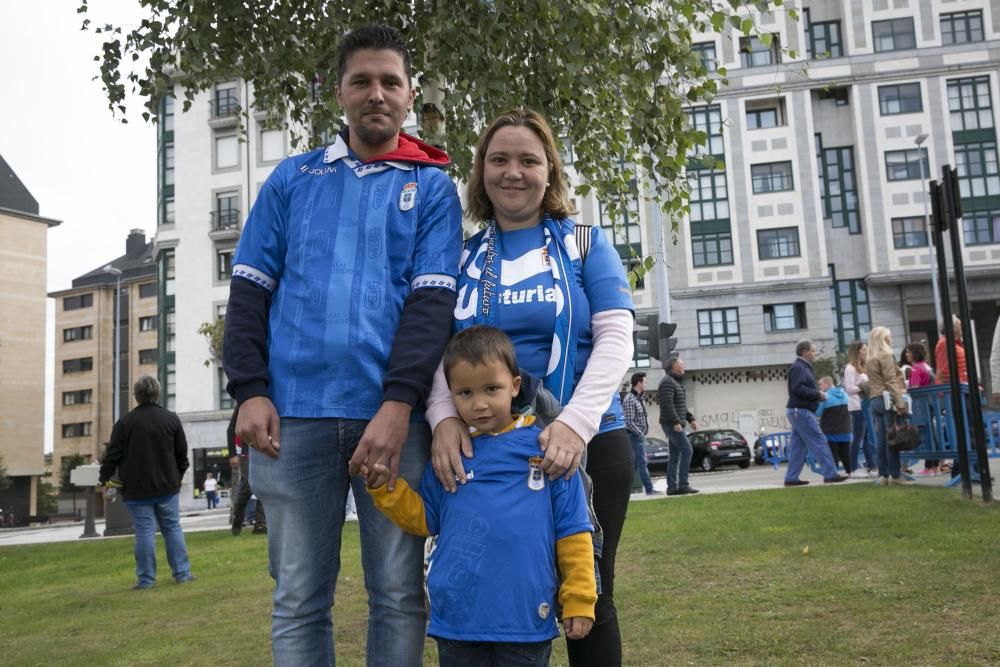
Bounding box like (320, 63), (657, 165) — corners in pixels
(79, 0), (787, 224)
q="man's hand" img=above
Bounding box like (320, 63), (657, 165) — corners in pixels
(236, 396), (281, 459)
(431, 417), (473, 493)
(689, 419), (698, 431)
(349, 401), (412, 491)
(538, 421), (586, 480)
(673, 423), (684, 433)
(563, 617), (593, 640)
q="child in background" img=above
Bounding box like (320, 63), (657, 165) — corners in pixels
(816, 376), (854, 476)
(366, 325), (595, 667)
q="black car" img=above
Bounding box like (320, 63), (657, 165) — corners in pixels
(688, 429), (752, 472)
(644, 437), (670, 473)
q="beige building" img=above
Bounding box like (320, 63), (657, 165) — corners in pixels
(0, 154), (60, 521)
(50, 229), (158, 478)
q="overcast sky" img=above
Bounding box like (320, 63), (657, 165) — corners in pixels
(1, 1), (154, 452)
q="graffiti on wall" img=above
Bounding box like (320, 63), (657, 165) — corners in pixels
(696, 408), (790, 434)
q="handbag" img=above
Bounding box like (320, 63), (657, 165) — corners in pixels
(887, 415), (921, 452)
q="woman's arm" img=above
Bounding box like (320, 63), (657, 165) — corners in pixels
(555, 309), (634, 444)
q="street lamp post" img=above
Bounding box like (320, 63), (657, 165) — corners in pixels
(101, 265), (123, 423)
(915, 134), (943, 329)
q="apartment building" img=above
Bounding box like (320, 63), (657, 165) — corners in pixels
(623, 0), (1000, 439)
(0, 154), (60, 521)
(49, 230), (158, 478)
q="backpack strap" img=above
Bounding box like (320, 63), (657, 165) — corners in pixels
(574, 223), (592, 264)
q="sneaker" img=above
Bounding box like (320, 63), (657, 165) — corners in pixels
(175, 575), (196, 584)
(824, 475), (849, 484)
(666, 489), (681, 496)
(678, 487), (699, 495)
(784, 480), (810, 487)
(132, 583), (153, 590)
(866, 468), (877, 477)
(645, 490), (664, 496)
(231, 520), (242, 536)
(345, 511), (359, 522)
(252, 525), (268, 534)
(878, 476), (890, 486)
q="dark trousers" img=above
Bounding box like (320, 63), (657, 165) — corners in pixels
(827, 440), (852, 473)
(566, 429), (633, 667)
(436, 638), (552, 667)
(232, 455), (266, 527)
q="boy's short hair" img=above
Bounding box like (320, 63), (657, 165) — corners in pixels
(337, 25), (412, 84)
(442, 326), (519, 385)
(818, 376), (834, 387)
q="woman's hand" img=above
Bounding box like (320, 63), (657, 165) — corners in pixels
(431, 417), (473, 493)
(538, 421), (586, 480)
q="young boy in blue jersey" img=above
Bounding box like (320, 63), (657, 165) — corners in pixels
(816, 376), (854, 476)
(365, 325), (596, 666)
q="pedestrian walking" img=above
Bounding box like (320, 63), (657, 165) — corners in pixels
(658, 358), (699, 496)
(623, 373), (660, 496)
(226, 406), (266, 535)
(816, 376), (853, 475)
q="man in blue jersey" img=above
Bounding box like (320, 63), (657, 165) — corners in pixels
(222, 25), (463, 667)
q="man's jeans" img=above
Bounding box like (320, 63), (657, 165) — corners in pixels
(666, 429), (692, 492)
(871, 401), (902, 479)
(125, 494), (192, 588)
(251, 418), (430, 667)
(784, 408), (840, 482)
(627, 432), (654, 494)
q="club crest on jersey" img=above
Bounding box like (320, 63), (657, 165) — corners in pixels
(540, 246), (550, 267)
(528, 456), (545, 491)
(399, 182), (417, 211)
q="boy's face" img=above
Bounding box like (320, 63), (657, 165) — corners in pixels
(819, 379), (832, 392)
(448, 358), (521, 434)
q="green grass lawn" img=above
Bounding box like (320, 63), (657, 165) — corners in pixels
(2, 485), (999, 666)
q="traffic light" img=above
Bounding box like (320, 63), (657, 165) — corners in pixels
(659, 322), (678, 359)
(635, 313), (661, 361)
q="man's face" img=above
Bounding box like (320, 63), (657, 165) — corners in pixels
(335, 48), (414, 156)
(672, 359), (686, 376)
(803, 346), (818, 363)
(635, 378), (646, 393)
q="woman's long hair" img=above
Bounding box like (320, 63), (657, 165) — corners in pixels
(867, 326), (894, 361)
(846, 340), (866, 373)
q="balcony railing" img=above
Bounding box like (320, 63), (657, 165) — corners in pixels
(211, 209), (241, 231)
(211, 93), (240, 118)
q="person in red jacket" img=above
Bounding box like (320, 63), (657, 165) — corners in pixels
(935, 315), (968, 385)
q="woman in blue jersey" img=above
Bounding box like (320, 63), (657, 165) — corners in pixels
(425, 109), (635, 666)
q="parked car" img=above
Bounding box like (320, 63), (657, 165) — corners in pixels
(644, 436), (670, 473)
(688, 429), (751, 472)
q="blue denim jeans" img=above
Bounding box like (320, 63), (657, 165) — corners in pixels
(436, 638), (552, 667)
(125, 494), (191, 587)
(250, 418), (430, 667)
(666, 429), (692, 492)
(784, 408), (840, 482)
(871, 401), (902, 479)
(849, 408), (877, 471)
(627, 432), (654, 493)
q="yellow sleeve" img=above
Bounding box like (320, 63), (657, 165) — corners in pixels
(366, 480), (431, 537)
(555, 531), (597, 620)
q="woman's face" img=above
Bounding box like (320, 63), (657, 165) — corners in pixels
(483, 125), (550, 230)
(860, 344), (867, 360)
(904, 349), (913, 363)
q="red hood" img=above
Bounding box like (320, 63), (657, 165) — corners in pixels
(362, 131), (451, 167)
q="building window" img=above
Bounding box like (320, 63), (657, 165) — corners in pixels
(164, 197), (175, 225)
(698, 308), (740, 346)
(751, 161), (794, 194)
(740, 35), (780, 68)
(630, 331), (651, 369)
(962, 211), (1000, 245)
(884, 148), (929, 181)
(62, 357), (93, 374)
(138, 282), (157, 299)
(757, 227), (800, 259)
(688, 169), (729, 222)
(217, 303), (228, 320)
(63, 293), (93, 311)
(807, 19), (843, 59)
(62, 422), (92, 438)
(941, 10), (984, 45)
(558, 136), (575, 166)
(872, 17), (916, 52)
(764, 303), (807, 332)
(954, 142), (1000, 198)
(215, 135), (239, 170)
(692, 42), (717, 72)
(819, 143), (861, 233)
(261, 128), (284, 163)
(165, 362), (176, 410)
(878, 83), (922, 115)
(217, 248), (235, 281)
(62, 325), (93, 342)
(746, 108), (778, 130)
(891, 216), (929, 248)
(947, 76), (994, 134)
(213, 191), (240, 230)
(161, 94), (174, 133)
(830, 273), (871, 351)
(219, 367), (236, 410)
(139, 315), (158, 332)
(685, 105), (724, 160)
(166, 311), (176, 353)
(62, 389), (93, 406)
(139, 348), (158, 365)
(162, 250), (176, 297)
(213, 81), (239, 118)
(691, 231), (733, 267)
(598, 184), (642, 261)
